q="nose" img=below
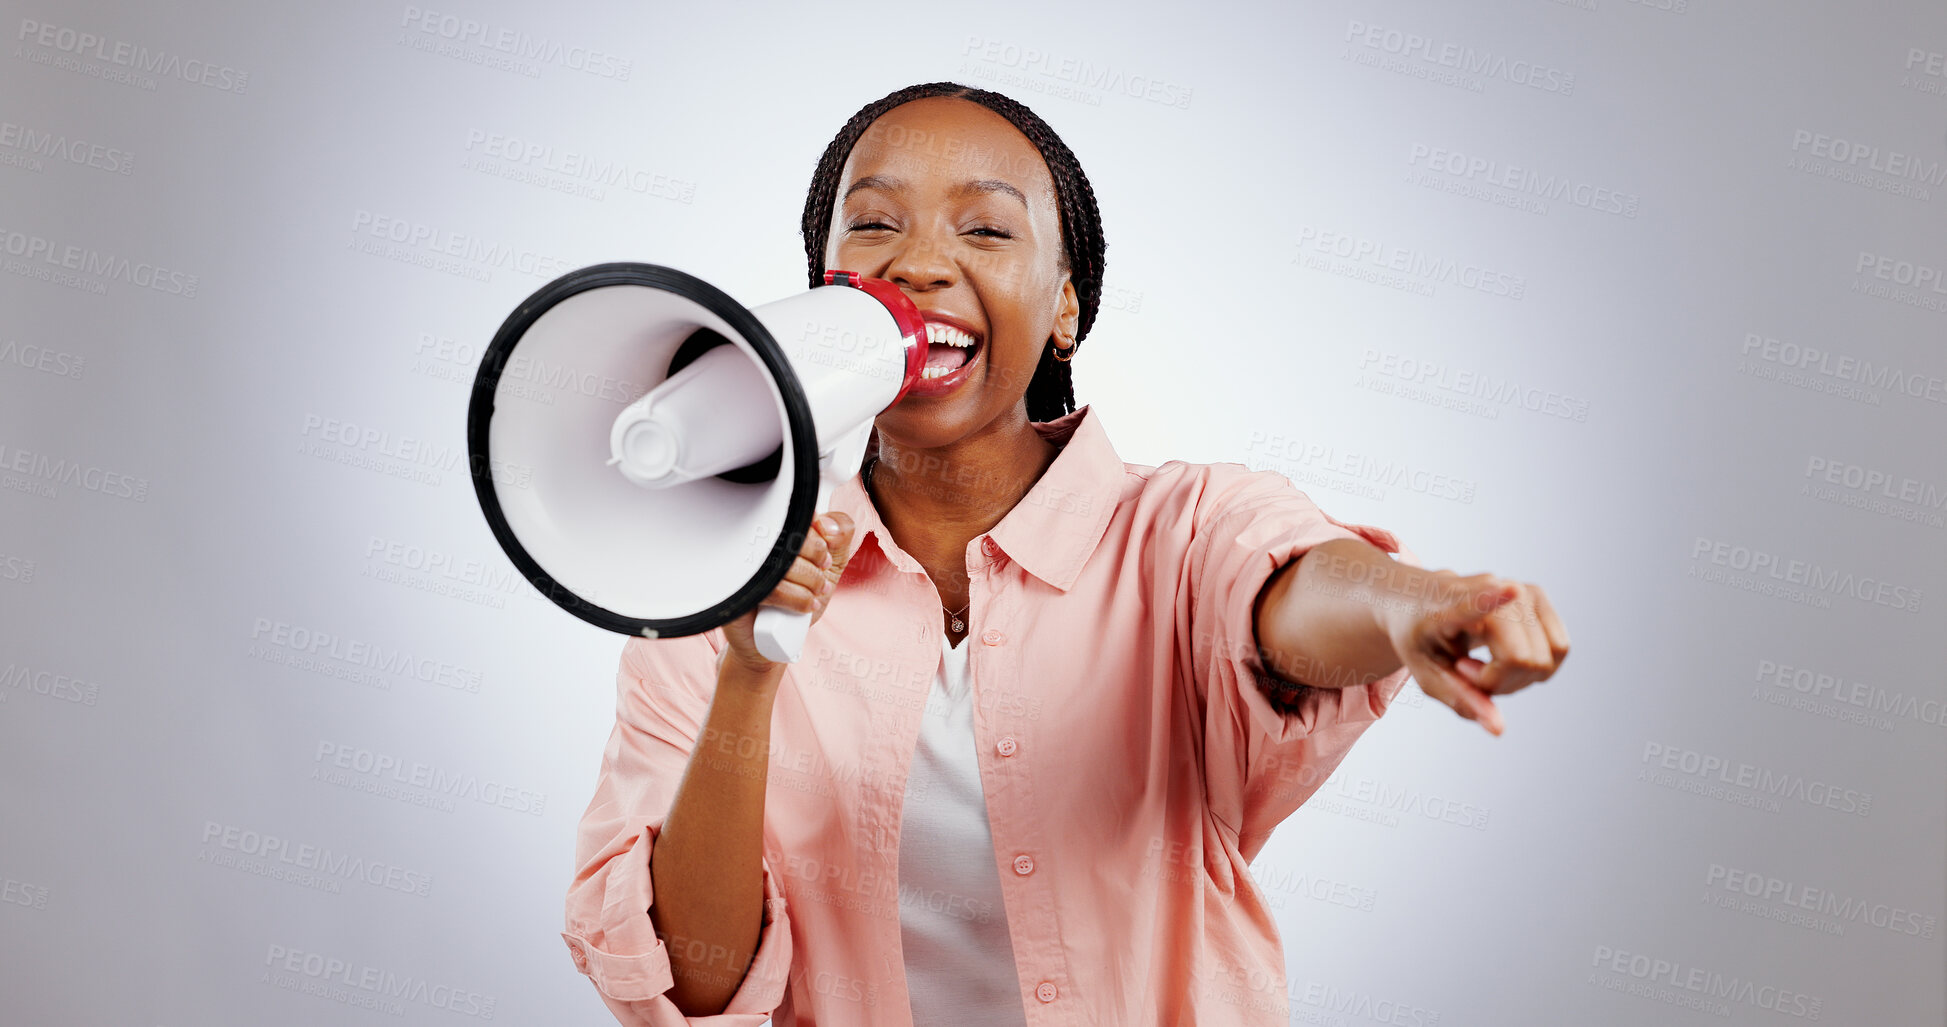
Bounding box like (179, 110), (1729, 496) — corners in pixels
(882, 222), (957, 293)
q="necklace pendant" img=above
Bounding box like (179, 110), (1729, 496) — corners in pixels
(950, 615), (964, 632)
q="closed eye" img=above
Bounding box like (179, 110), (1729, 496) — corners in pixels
(845, 222), (1010, 238)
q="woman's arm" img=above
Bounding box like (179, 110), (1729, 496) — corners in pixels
(649, 511), (854, 1016)
(648, 655), (786, 1017)
(1253, 536), (1570, 735)
(563, 634), (795, 1027)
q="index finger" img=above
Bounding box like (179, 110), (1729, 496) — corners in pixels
(1404, 649), (1505, 737)
(1530, 584), (1570, 666)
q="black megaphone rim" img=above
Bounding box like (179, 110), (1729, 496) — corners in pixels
(467, 261), (821, 639)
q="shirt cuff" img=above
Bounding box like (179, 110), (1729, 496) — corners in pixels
(563, 821), (794, 1024)
(1230, 516), (1415, 745)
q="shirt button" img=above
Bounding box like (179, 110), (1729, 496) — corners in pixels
(981, 629), (1004, 646)
(981, 536), (1001, 557)
(1013, 854), (1035, 876)
(996, 736), (1018, 757)
(1036, 981), (1058, 1003)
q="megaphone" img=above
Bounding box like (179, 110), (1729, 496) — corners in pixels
(467, 263), (927, 662)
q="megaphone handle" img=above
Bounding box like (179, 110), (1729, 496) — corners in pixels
(751, 423), (874, 664)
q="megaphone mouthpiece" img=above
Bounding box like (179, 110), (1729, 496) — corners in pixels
(608, 341), (780, 488)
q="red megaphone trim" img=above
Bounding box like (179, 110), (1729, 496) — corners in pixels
(823, 270), (929, 405)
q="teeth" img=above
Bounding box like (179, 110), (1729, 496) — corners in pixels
(920, 365), (952, 379)
(924, 322), (977, 348)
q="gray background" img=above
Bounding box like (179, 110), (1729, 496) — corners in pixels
(2, 0), (1943, 1024)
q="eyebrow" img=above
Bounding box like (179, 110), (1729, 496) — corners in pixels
(842, 175), (1029, 209)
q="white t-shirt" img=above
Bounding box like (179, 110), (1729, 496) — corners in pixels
(896, 634), (1030, 1027)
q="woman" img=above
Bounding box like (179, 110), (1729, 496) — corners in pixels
(563, 82), (1568, 1026)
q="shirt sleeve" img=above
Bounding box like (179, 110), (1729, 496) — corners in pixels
(562, 632), (795, 1026)
(1184, 463), (1422, 861)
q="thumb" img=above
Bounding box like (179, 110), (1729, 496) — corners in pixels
(820, 512), (858, 581)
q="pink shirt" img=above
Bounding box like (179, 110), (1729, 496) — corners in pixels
(563, 405), (1417, 1026)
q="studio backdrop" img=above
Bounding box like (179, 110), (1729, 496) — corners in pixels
(2, 0), (1942, 1024)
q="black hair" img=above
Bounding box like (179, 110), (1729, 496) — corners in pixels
(800, 82), (1106, 424)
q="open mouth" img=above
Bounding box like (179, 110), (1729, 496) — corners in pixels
(920, 320), (982, 380)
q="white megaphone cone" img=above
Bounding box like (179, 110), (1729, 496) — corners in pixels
(468, 264), (927, 662)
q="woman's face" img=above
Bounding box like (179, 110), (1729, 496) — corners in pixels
(826, 97), (1079, 449)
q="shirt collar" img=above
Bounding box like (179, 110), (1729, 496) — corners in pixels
(830, 404), (1124, 593)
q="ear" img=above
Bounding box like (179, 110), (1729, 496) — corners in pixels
(1052, 277), (1080, 349)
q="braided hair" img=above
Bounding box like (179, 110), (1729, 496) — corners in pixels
(800, 82), (1107, 424)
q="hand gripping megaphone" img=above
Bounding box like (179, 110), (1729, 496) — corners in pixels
(467, 263), (926, 662)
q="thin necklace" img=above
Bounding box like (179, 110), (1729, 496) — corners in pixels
(867, 456), (970, 633)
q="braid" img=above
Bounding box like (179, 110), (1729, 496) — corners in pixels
(800, 82), (1107, 424)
